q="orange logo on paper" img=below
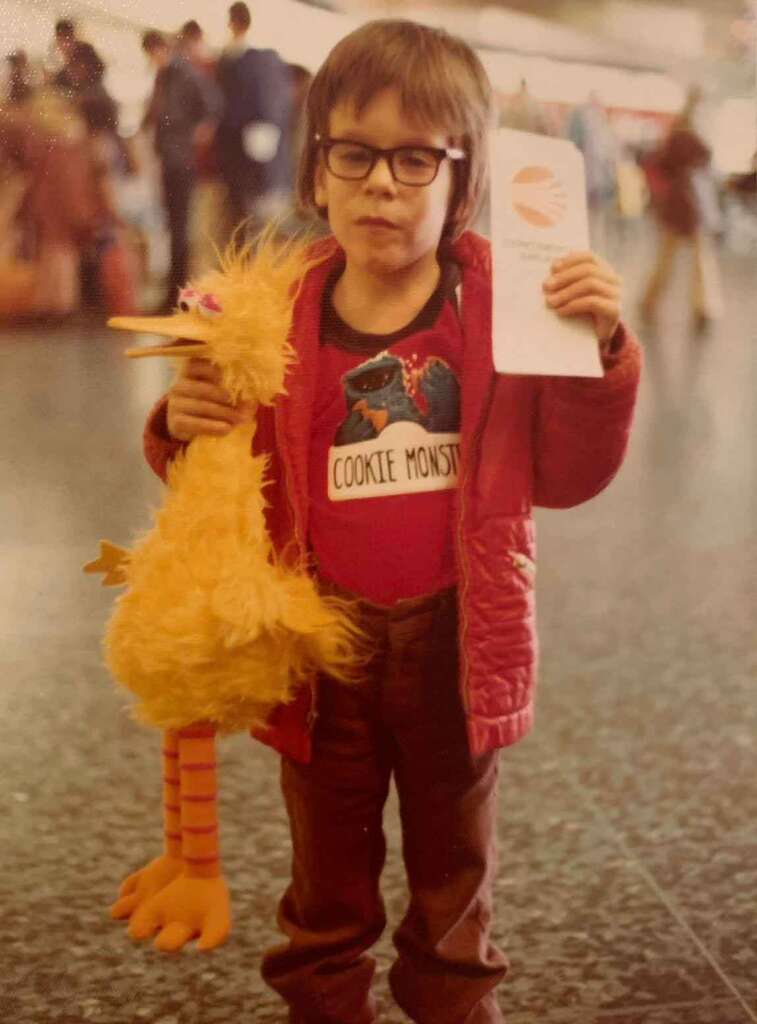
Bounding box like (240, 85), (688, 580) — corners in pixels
(511, 166), (567, 228)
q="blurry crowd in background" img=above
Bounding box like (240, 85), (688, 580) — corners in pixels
(0, 2), (755, 326)
(0, 3), (313, 321)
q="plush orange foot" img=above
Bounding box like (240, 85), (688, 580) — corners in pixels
(110, 854), (184, 920)
(127, 873), (231, 952)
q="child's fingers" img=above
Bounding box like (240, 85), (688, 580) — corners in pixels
(552, 249), (605, 272)
(173, 376), (225, 395)
(545, 261), (621, 292)
(174, 396), (243, 426)
(171, 377), (236, 408)
(546, 277), (620, 308)
(177, 377), (223, 402)
(169, 414), (235, 440)
(552, 295), (619, 320)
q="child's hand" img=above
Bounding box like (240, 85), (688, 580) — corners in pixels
(543, 251), (621, 346)
(166, 355), (253, 442)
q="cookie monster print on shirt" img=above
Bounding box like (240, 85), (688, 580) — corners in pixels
(329, 349), (461, 501)
(308, 255), (464, 604)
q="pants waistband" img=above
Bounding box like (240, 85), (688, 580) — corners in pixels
(317, 577), (457, 621)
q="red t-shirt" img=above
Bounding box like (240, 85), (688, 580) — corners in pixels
(308, 260), (464, 605)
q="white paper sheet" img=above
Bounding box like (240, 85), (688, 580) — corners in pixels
(489, 128), (603, 378)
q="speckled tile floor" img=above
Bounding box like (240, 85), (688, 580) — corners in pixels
(1, 221), (755, 1023)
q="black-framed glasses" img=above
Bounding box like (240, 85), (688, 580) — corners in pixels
(315, 134), (466, 186)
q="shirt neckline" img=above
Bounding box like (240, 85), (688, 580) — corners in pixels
(322, 258), (461, 352)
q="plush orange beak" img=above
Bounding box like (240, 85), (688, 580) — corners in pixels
(107, 315), (212, 360)
(123, 341), (210, 360)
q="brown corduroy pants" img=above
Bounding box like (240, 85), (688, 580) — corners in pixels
(261, 585), (508, 1024)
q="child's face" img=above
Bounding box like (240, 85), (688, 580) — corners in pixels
(315, 87), (455, 277)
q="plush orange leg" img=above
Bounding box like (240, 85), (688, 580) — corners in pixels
(128, 723), (231, 952)
(162, 729), (184, 859)
(179, 726), (222, 879)
(110, 729), (184, 920)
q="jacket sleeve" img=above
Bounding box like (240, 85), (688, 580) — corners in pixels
(532, 322), (643, 509)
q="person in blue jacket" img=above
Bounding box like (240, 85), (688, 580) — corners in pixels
(215, 2), (293, 240)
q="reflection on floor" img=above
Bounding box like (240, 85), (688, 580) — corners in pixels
(1, 223), (756, 1023)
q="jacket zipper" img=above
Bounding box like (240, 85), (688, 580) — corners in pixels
(274, 401), (306, 564)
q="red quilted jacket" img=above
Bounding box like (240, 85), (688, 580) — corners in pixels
(144, 231), (642, 762)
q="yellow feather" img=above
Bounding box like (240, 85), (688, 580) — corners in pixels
(102, 232), (367, 733)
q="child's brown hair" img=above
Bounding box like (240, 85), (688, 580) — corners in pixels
(296, 19), (494, 240)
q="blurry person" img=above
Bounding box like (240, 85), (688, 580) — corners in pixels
(48, 20), (104, 96)
(500, 79), (551, 135)
(70, 45), (139, 315)
(141, 29), (221, 311)
(55, 19), (77, 56)
(70, 40), (138, 179)
(215, 1), (293, 240)
(614, 144), (649, 260)
(68, 42), (109, 107)
(0, 90), (101, 318)
(177, 20), (227, 275)
(177, 20), (214, 75)
(640, 86), (724, 329)
(6, 50), (33, 104)
(567, 91), (619, 258)
(0, 85), (37, 317)
(47, 19), (77, 89)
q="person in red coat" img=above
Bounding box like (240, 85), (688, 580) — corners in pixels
(142, 19), (641, 1024)
(640, 86), (724, 326)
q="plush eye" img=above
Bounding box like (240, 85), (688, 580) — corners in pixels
(178, 287), (200, 313)
(198, 293), (223, 320)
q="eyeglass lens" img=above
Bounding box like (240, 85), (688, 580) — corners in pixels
(327, 142), (440, 184)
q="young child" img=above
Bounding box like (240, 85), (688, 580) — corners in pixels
(144, 19), (641, 1024)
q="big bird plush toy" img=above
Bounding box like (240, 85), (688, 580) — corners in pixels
(85, 231), (363, 953)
